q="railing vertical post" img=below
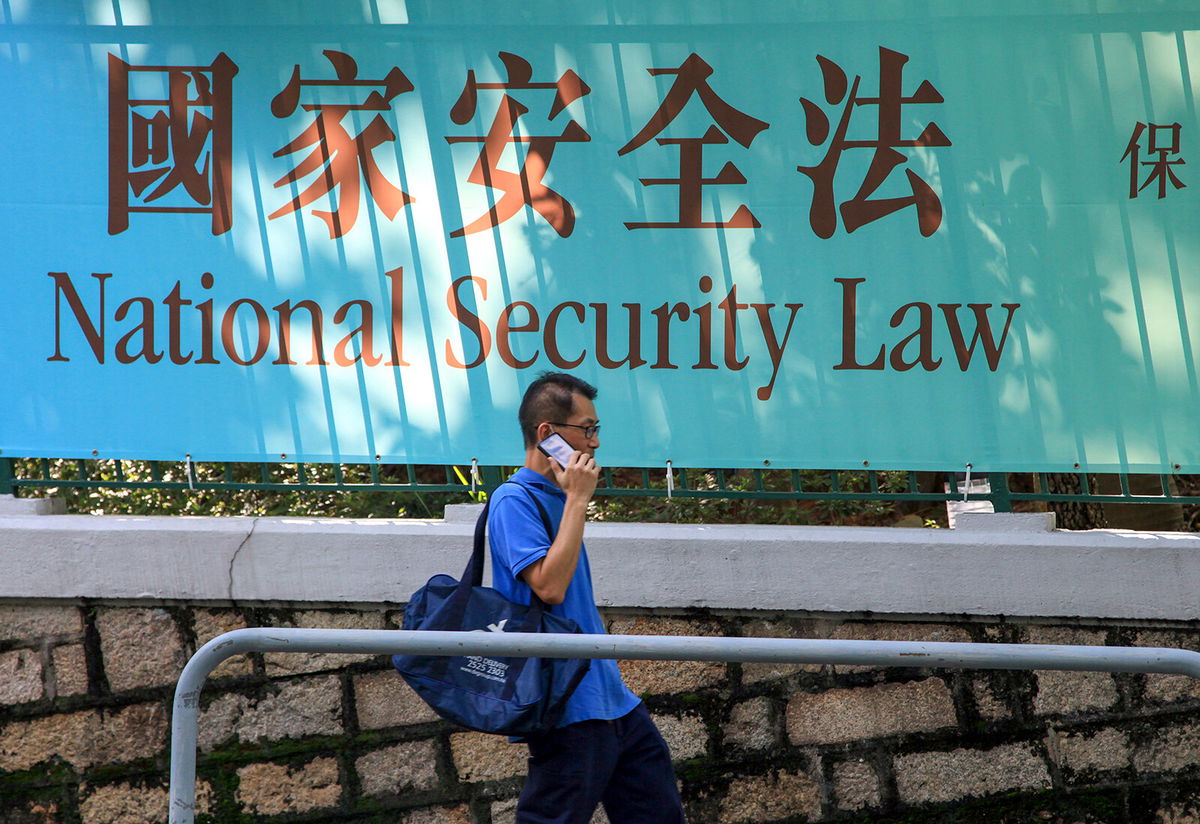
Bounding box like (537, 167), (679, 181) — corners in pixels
(987, 472), (1013, 512)
(481, 464), (505, 494)
(0, 457), (16, 496)
(169, 685), (201, 824)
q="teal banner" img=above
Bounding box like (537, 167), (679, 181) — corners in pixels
(2, 2), (1198, 471)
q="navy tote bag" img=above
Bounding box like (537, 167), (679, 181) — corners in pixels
(392, 487), (591, 736)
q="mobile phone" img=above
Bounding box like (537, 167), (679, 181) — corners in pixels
(537, 433), (576, 468)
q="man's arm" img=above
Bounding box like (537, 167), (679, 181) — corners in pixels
(521, 451), (599, 605)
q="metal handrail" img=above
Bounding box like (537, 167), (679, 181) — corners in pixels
(169, 628), (1200, 823)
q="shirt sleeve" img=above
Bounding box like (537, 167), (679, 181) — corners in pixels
(488, 487), (552, 582)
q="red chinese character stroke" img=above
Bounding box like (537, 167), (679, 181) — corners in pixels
(445, 51), (590, 238)
(108, 52), (238, 235)
(798, 47), (951, 238)
(619, 53), (768, 230)
(1121, 122), (1186, 199)
(269, 50), (414, 239)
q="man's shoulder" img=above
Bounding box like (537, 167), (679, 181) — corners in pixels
(493, 471), (558, 505)
(489, 475), (540, 522)
(489, 472), (560, 536)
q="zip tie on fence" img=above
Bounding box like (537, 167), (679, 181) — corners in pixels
(185, 454), (194, 491)
(963, 463), (972, 502)
(470, 458), (480, 495)
(666, 460), (674, 500)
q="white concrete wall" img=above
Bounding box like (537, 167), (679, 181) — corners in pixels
(3, 499), (1198, 621)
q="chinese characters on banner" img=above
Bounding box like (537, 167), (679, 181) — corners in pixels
(107, 53), (238, 236)
(108, 47), (967, 240)
(268, 50), (415, 239)
(798, 47), (951, 238)
(446, 51), (590, 238)
(110, 47), (1190, 242)
(104, 47), (1194, 240)
(618, 53), (767, 229)
(1122, 122), (1187, 199)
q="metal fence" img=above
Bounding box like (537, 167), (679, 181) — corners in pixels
(169, 628), (1200, 824)
(4, 456), (1200, 518)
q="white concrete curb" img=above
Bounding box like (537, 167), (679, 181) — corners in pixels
(2, 509), (1198, 620)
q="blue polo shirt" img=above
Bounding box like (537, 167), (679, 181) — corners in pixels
(488, 468), (640, 727)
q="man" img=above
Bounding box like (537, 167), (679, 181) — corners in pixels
(488, 372), (687, 824)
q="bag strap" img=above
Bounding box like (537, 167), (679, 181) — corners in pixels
(438, 501), (491, 632)
(493, 482), (560, 701)
(463, 481), (555, 583)
(448, 480), (558, 624)
(459, 497), (493, 588)
(523, 487), (557, 556)
(512, 489), (556, 629)
(424, 480), (564, 697)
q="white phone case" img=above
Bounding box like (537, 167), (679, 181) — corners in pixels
(537, 433), (575, 468)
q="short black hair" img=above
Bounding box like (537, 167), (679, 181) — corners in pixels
(518, 372), (598, 448)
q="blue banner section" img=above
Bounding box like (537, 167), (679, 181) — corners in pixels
(2, 2), (1198, 471)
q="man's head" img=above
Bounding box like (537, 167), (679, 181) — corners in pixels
(519, 372), (600, 454)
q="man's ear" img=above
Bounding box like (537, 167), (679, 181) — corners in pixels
(534, 422), (552, 442)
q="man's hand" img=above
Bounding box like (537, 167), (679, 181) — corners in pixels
(523, 451), (599, 605)
(550, 450), (600, 502)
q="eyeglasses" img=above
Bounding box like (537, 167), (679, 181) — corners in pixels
(549, 422), (601, 439)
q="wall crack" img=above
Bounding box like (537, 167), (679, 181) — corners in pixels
(227, 517), (259, 602)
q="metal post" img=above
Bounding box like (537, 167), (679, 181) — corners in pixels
(169, 628), (1200, 824)
(987, 472), (1013, 512)
(480, 464), (505, 494)
(0, 457), (15, 497)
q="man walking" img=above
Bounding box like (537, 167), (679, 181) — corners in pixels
(488, 372), (687, 824)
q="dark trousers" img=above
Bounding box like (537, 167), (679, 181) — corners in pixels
(516, 703), (687, 824)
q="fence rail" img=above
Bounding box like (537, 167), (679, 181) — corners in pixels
(5, 457), (1200, 516)
(169, 628), (1200, 824)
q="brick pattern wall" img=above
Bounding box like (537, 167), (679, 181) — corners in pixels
(1, 605), (1199, 823)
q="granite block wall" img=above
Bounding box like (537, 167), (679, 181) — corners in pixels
(2, 604), (1199, 823)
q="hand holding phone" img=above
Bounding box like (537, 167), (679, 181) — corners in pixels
(537, 433), (599, 500)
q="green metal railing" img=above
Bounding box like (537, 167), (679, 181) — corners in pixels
(3, 457), (1199, 518)
(0, 456), (494, 496)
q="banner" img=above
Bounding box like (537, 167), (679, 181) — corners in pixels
(2, 2), (1198, 471)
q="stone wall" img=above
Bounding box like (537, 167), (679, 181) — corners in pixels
(2, 603), (1199, 823)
